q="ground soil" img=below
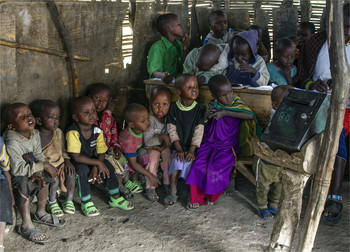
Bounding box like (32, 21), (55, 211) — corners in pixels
(4, 175), (350, 252)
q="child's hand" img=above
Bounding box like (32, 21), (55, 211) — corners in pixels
(88, 166), (103, 184)
(114, 146), (122, 159)
(185, 151), (195, 162)
(107, 101), (116, 112)
(309, 79), (329, 92)
(148, 173), (161, 187)
(32, 172), (45, 186)
(238, 62), (257, 76)
(207, 109), (227, 120)
(175, 150), (185, 162)
(197, 76), (206, 86)
(158, 133), (171, 147)
(282, 68), (293, 85)
(64, 159), (75, 176)
(161, 72), (174, 84)
(97, 161), (110, 179)
(182, 34), (190, 53)
(44, 162), (58, 179)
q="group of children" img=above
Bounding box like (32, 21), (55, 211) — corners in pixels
(0, 6), (347, 249)
(147, 10), (316, 88)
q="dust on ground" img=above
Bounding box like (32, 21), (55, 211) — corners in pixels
(4, 176), (350, 252)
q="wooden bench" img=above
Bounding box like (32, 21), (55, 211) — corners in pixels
(235, 156), (256, 186)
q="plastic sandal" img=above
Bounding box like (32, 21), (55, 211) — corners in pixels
(32, 213), (66, 227)
(109, 196), (134, 210)
(164, 194), (177, 207)
(321, 199), (343, 223)
(258, 209), (273, 220)
(62, 201), (75, 214)
(132, 181), (144, 192)
(186, 202), (199, 211)
(145, 189), (159, 202)
(47, 202), (64, 217)
(81, 201), (100, 217)
(268, 205), (278, 215)
(18, 226), (49, 244)
(124, 180), (143, 194)
(119, 185), (134, 200)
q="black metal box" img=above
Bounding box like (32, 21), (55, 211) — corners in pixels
(261, 89), (330, 154)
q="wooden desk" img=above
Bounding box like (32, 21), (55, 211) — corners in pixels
(144, 79), (272, 127)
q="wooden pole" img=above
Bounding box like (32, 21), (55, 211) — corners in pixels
(0, 40), (90, 61)
(297, 1), (350, 251)
(46, 0), (79, 97)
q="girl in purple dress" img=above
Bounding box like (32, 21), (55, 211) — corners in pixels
(186, 75), (258, 210)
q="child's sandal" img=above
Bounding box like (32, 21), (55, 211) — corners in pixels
(109, 196), (134, 210)
(62, 201), (75, 214)
(47, 202), (64, 217)
(81, 201), (100, 217)
(124, 180), (143, 194)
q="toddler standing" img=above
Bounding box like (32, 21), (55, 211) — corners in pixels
(165, 73), (206, 206)
(66, 97), (133, 217)
(32, 100), (76, 216)
(87, 83), (133, 200)
(186, 75), (254, 209)
(267, 37), (297, 86)
(143, 86), (172, 201)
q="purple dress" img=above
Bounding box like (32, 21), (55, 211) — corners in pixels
(186, 116), (240, 195)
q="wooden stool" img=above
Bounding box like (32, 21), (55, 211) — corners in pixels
(234, 156), (256, 186)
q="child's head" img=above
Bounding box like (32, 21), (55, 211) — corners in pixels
(123, 103), (150, 133)
(296, 22), (315, 47)
(196, 44), (221, 71)
(150, 86), (171, 122)
(271, 85), (294, 110)
(71, 96), (97, 126)
(155, 13), (183, 39)
(247, 25), (263, 41)
(208, 75), (233, 106)
(31, 100), (60, 132)
(175, 74), (199, 101)
(86, 83), (112, 113)
(232, 35), (253, 64)
(4, 103), (35, 135)
(208, 10), (228, 38)
(274, 37), (296, 69)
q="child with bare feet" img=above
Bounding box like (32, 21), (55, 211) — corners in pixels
(87, 83), (133, 200)
(183, 43), (228, 85)
(255, 85), (293, 220)
(66, 97), (133, 217)
(119, 104), (161, 195)
(267, 37), (297, 86)
(32, 100), (76, 217)
(165, 74), (206, 206)
(3, 103), (65, 243)
(143, 86), (172, 201)
(227, 29), (270, 86)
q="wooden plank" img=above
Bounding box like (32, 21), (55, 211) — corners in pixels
(144, 79), (272, 126)
(235, 161), (256, 186)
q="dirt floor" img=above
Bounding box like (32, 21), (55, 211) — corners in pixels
(4, 175), (350, 252)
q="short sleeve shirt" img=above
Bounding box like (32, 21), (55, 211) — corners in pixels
(147, 36), (184, 78)
(66, 123), (107, 158)
(119, 127), (143, 158)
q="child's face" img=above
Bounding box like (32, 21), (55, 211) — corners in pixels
(214, 82), (233, 106)
(276, 45), (295, 69)
(130, 108), (150, 133)
(8, 104), (35, 134)
(38, 105), (60, 131)
(233, 41), (252, 64)
(151, 91), (170, 122)
(178, 77), (199, 101)
(168, 17), (183, 38)
(210, 14), (228, 38)
(296, 27), (312, 46)
(73, 99), (97, 126)
(91, 89), (111, 113)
